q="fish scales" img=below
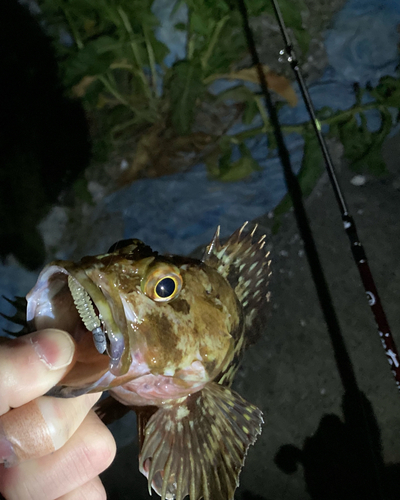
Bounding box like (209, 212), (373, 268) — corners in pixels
(24, 222), (271, 500)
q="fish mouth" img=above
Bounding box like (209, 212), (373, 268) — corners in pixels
(26, 262), (131, 388)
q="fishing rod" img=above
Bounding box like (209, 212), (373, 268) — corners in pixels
(237, 0), (400, 392)
(267, 1), (400, 390)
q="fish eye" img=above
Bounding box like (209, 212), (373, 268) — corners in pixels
(155, 277), (177, 298)
(142, 265), (182, 302)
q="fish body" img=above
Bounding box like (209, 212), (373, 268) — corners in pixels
(26, 223), (271, 500)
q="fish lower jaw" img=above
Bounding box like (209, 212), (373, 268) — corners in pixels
(109, 374), (208, 407)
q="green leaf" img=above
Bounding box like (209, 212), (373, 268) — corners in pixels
(143, 29), (170, 64)
(191, 11), (214, 36)
(316, 106), (335, 121)
(168, 59), (205, 135)
(63, 36), (117, 86)
(216, 142), (261, 182)
(205, 146), (223, 178)
(338, 115), (361, 161)
(371, 76), (400, 107)
(338, 109), (392, 175)
(292, 27), (311, 56)
(215, 85), (255, 103)
(200, 11), (247, 75)
(357, 110), (392, 174)
(243, 100), (259, 125)
(217, 155), (261, 181)
(246, 0), (272, 16)
(280, 0), (306, 31)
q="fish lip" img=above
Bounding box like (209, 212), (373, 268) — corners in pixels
(26, 262), (130, 376)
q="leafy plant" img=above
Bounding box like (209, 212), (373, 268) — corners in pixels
(37, 0), (400, 195)
(36, 0), (303, 182)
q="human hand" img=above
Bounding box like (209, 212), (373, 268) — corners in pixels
(0, 329), (116, 499)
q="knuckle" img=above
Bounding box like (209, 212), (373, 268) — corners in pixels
(78, 422), (116, 478)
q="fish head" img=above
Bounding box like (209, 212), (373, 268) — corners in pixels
(26, 238), (242, 397)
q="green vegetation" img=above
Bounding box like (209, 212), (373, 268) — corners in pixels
(1, 0), (397, 268)
(37, 0), (308, 182)
(38, 0), (400, 207)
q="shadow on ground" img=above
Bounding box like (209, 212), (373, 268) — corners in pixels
(275, 390), (400, 500)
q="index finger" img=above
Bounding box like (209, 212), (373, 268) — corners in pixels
(0, 329), (76, 415)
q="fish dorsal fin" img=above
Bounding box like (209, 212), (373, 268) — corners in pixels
(203, 223), (271, 343)
(139, 383), (263, 500)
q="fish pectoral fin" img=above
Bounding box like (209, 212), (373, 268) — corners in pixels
(139, 382), (263, 500)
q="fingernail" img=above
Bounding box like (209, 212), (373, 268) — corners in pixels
(0, 435), (17, 468)
(30, 329), (75, 370)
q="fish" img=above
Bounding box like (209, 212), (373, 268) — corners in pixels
(25, 222), (272, 500)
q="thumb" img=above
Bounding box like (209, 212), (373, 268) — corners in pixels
(0, 329), (76, 415)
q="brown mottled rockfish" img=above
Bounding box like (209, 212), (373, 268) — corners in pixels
(26, 223), (271, 500)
